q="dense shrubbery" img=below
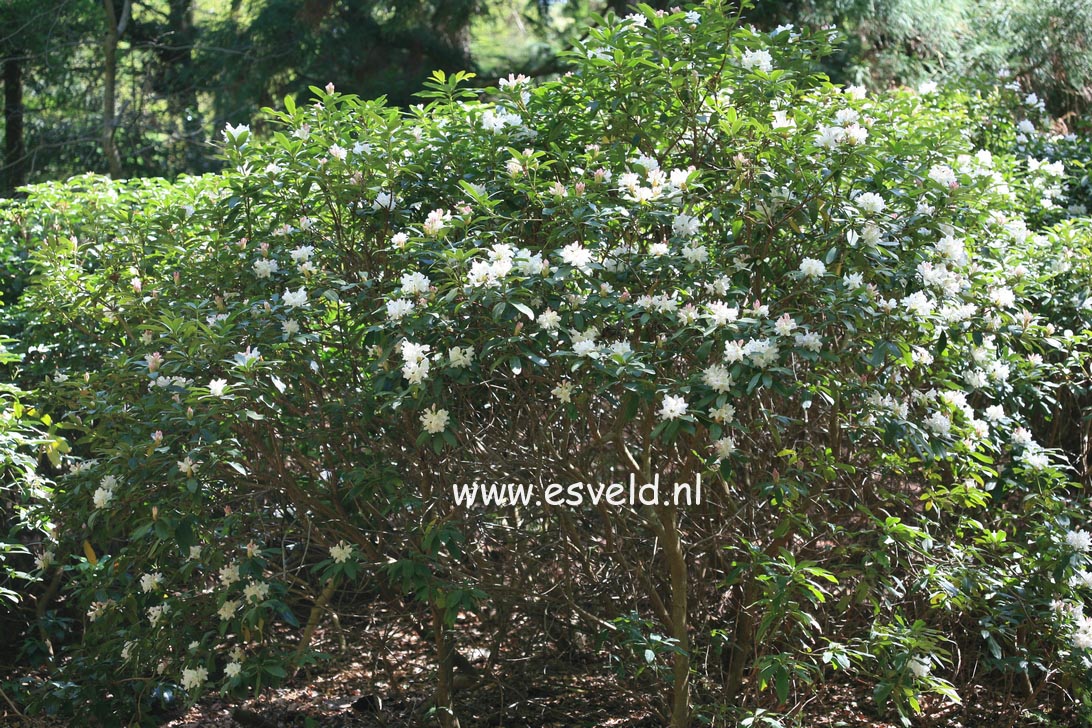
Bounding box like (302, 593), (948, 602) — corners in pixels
(4, 3), (1092, 726)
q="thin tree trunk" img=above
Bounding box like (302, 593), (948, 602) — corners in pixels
(102, 0), (130, 178)
(2, 56), (25, 195)
(659, 504), (691, 728)
(432, 603), (461, 728)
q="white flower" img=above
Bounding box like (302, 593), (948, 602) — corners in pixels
(400, 271), (431, 296)
(219, 563), (240, 588)
(1073, 623), (1092, 650)
(649, 242), (669, 257)
(400, 341), (432, 385)
(178, 456), (197, 476)
(710, 403), (736, 423)
(702, 364), (734, 394)
(448, 346), (474, 369)
(386, 298), (415, 321)
(93, 485), (113, 509)
(1020, 447), (1050, 470)
(745, 338), (780, 368)
(672, 213), (700, 238)
(682, 245), (709, 264)
(989, 287), (1016, 308)
(908, 656), (931, 679)
(774, 314), (796, 336)
(741, 48), (773, 72)
(1066, 530), (1092, 553)
(706, 301), (740, 327)
(329, 542), (353, 564)
(217, 600), (238, 621)
(552, 381), (574, 403)
(420, 406), (450, 434)
(902, 291), (935, 317)
(224, 661), (242, 679)
(1011, 426), (1035, 448)
(855, 192), (886, 214)
(983, 405), (1006, 422)
(771, 110), (795, 129)
(290, 245), (314, 263)
(537, 308), (561, 330)
(794, 331), (822, 351)
(835, 108), (859, 126)
(964, 370), (988, 389)
(208, 378), (229, 398)
(373, 191), (396, 210)
(918, 81), (938, 94)
(928, 164), (957, 187)
(181, 666), (209, 691)
(282, 319), (300, 336)
(423, 208), (452, 236)
(724, 340), (746, 363)
(499, 73), (530, 88)
(140, 572), (163, 593)
(841, 124), (868, 145)
(560, 242), (593, 268)
(677, 304), (700, 325)
(572, 340), (599, 358)
(283, 287), (308, 308)
(799, 258), (826, 278)
(712, 436), (737, 460)
(252, 258), (279, 279)
(924, 411), (951, 436)
(935, 235), (967, 264)
(1072, 570), (1092, 590)
(669, 167), (692, 189)
(608, 340), (631, 357)
(659, 394), (688, 420)
(814, 125), (842, 149)
(223, 123), (249, 142)
(390, 232), (409, 249)
(243, 580), (270, 603)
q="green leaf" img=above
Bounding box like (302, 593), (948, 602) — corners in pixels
(511, 302), (535, 320)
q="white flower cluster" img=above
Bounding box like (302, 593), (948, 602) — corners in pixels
(401, 341), (432, 385)
(815, 106), (869, 148)
(616, 159), (693, 203)
(329, 541), (353, 564)
(420, 405), (450, 434)
(93, 474), (118, 509)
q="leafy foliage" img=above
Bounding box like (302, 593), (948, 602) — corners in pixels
(2, 3), (1092, 726)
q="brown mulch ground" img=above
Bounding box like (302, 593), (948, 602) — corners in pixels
(2, 608), (1085, 727)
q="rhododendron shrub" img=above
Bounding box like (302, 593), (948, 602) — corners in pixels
(8, 3), (1092, 725)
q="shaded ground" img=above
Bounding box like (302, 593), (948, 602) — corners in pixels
(2, 608), (1085, 727)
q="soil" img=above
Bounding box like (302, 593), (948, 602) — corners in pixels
(2, 608), (1085, 728)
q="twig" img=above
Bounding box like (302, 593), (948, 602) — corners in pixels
(0, 683), (27, 721)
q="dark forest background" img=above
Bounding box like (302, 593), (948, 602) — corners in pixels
(2, 0), (1092, 195)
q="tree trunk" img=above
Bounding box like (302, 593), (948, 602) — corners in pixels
(102, 0), (130, 179)
(659, 504), (691, 728)
(432, 603), (461, 728)
(2, 56), (25, 195)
